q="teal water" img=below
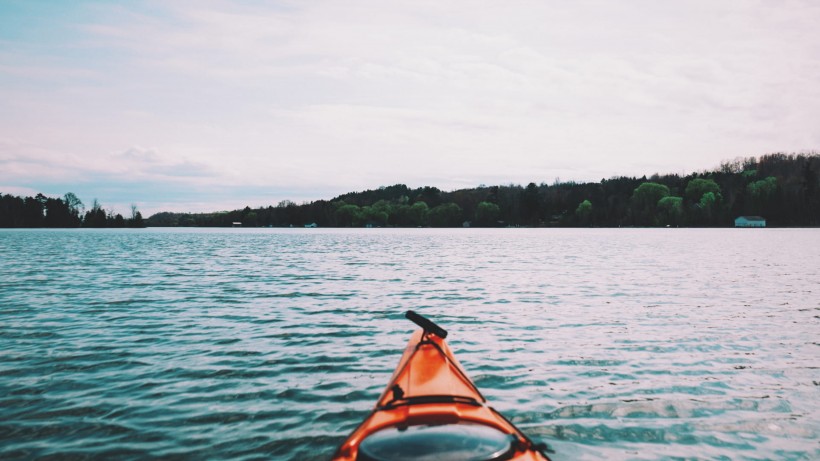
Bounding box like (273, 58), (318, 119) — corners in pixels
(0, 228), (818, 460)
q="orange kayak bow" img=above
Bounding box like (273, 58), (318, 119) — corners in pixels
(333, 311), (551, 461)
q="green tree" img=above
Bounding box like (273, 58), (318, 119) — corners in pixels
(575, 199), (593, 226)
(697, 191), (718, 223)
(685, 178), (721, 203)
(747, 176), (777, 202)
(632, 182), (670, 208)
(745, 175), (778, 218)
(428, 203), (463, 227)
(361, 206), (388, 226)
(631, 182), (669, 226)
(657, 196), (683, 226)
(700, 191), (716, 207)
(686, 178), (722, 225)
(371, 200), (393, 214)
(335, 204), (361, 227)
(475, 201), (500, 226)
(408, 201), (428, 226)
(367, 200), (393, 226)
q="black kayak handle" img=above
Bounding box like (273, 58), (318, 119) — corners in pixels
(405, 310), (448, 339)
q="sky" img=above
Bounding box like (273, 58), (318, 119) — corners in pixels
(1, 0), (819, 215)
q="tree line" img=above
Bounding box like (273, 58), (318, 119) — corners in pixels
(0, 193), (145, 228)
(146, 152), (819, 228)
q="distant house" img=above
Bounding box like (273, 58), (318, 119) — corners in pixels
(735, 216), (766, 227)
(232, 222), (242, 227)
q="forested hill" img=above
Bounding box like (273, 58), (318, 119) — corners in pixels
(3, 153), (818, 228)
(145, 153), (820, 228)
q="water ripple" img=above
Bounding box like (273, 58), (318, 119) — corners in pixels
(0, 228), (818, 460)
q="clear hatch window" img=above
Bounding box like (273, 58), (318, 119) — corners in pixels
(357, 422), (514, 461)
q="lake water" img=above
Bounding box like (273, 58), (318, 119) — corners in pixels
(0, 228), (818, 460)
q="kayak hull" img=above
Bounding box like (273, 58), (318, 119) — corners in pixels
(333, 329), (550, 461)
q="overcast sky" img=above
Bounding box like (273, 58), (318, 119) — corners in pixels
(2, 1), (819, 215)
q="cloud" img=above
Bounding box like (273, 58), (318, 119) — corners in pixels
(118, 146), (160, 163)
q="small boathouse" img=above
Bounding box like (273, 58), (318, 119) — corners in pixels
(734, 216), (766, 227)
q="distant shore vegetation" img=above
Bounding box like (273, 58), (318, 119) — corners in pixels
(148, 152), (819, 228)
(3, 152), (818, 229)
(0, 193), (145, 228)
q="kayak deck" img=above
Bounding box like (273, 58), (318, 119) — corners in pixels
(333, 315), (550, 461)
